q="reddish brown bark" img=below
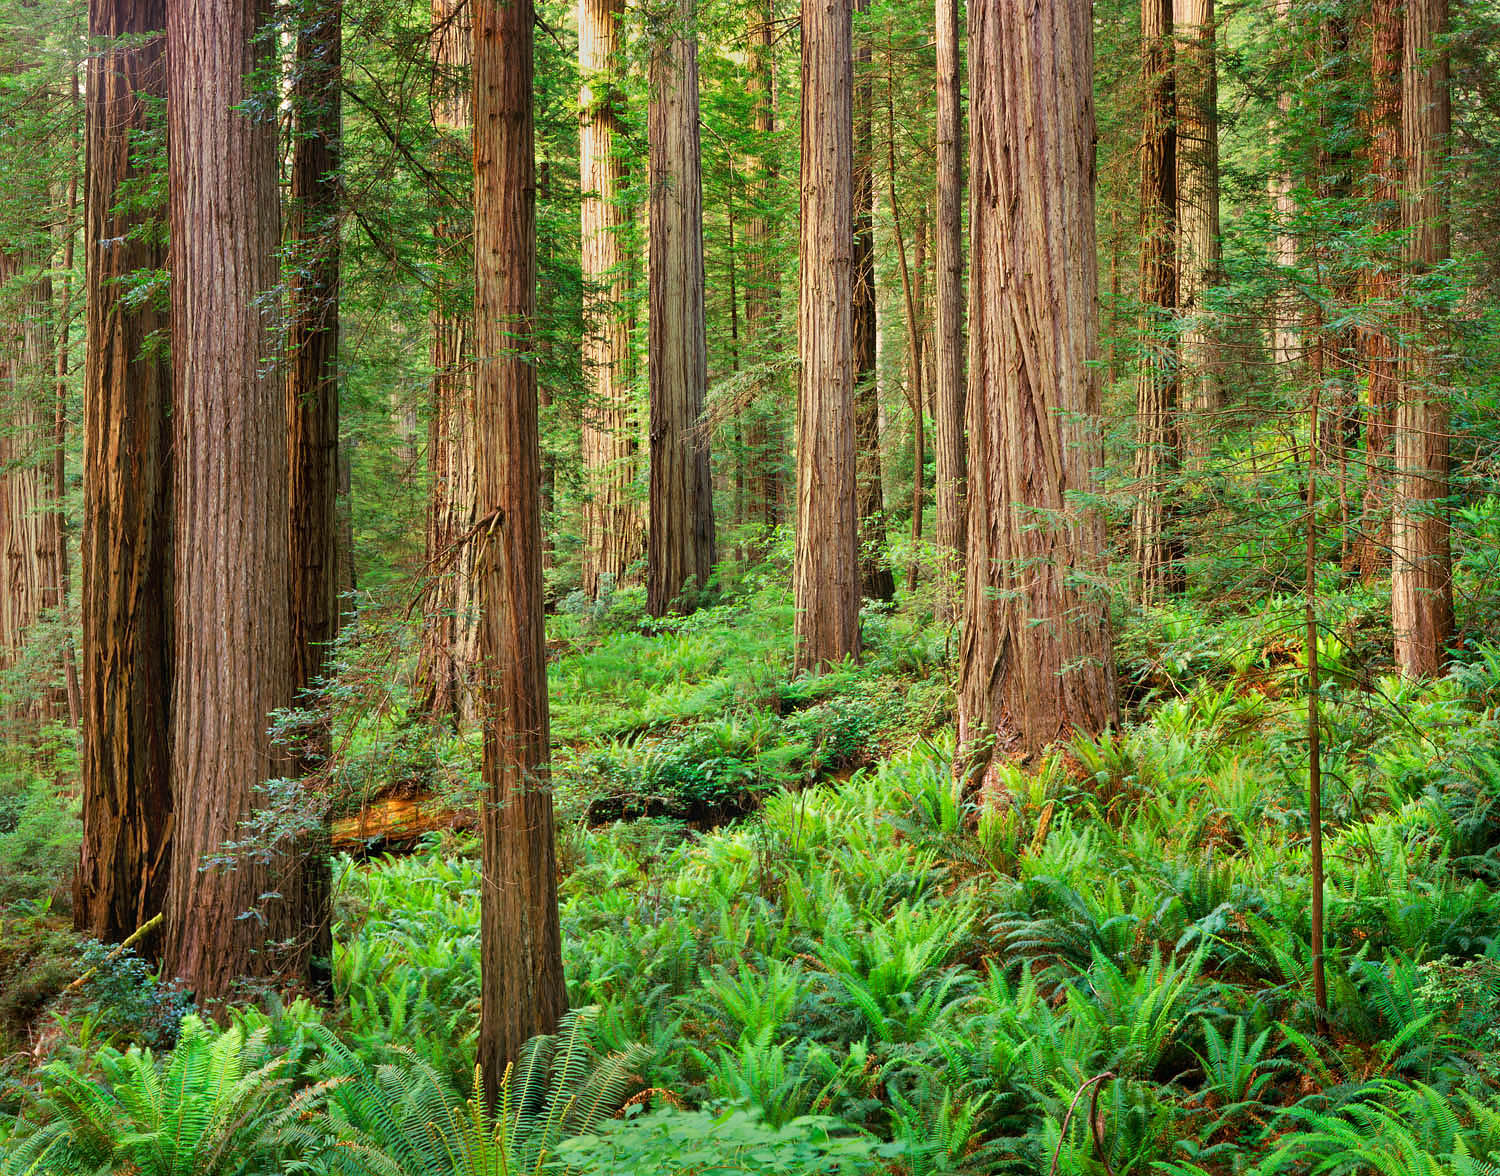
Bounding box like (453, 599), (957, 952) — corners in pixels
(933, 0), (966, 620)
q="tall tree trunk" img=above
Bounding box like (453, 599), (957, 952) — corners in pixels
(285, 0), (342, 995)
(1268, 0), (1300, 370)
(853, 0), (894, 602)
(418, 0), (479, 727)
(907, 203), (927, 592)
(1392, 0), (1453, 677)
(743, 0), (781, 535)
(794, 0), (861, 672)
(472, 0), (567, 1097)
(1356, 0), (1401, 580)
(75, 0), (173, 949)
(163, 0), (303, 1001)
(958, 0), (1117, 779)
(1131, 0), (1182, 603)
(933, 0), (966, 621)
(580, 0), (641, 597)
(647, 0), (716, 616)
(1174, 0), (1221, 466)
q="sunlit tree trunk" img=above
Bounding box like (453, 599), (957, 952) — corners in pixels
(580, 0), (642, 596)
(933, 0), (966, 620)
(472, 0), (566, 1097)
(1268, 0), (1300, 370)
(75, 0), (173, 951)
(1392, 0), (1453, 677)
(647, 0), (716, 615)
(794, 0), (861, 671)
(743, 0), (781, 535)
(958, 0), (1117, 779)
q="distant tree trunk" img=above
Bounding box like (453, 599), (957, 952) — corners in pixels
(285, 0), (341, 995)
(52, 69), (83, 733)
(853, 0), (893, 602)
(907, 204), (927, 592)
(743, 0), (781, 535)
(418, 0), (479, 727)
(794, 0), (861, 672)
(580, 0), (642, 597)
(1268, 0), (1300, 370)
(958, 0), (1117, 778)
(163, 0), (304, 1001)
(75, 0), (173, 951)
(1391, 0), (1453, 677)
(472, 0), (567, 1098)
(1356, 0), (1401, 580)
(1131, 0), (1181, 603)
(933, 0), (966, 621)
(647, 0), (716, 616)
(1174, 0), (1221, 466)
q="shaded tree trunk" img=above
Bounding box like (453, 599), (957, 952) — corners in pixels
(580, 0), (642, 597)
(74, 0), (173, 951)
(472, 0), (567, 1097)
(957, 0), (1117, 778)
(1268, 0), (1300, 370)
(794, 0), (861, 672)
(1392, 0), (1453, 677)
(285, 0), (342, 994)
(417, 0), (479, 727)
(1174, 0), (1221, 466)
(1131, 0), (1182, 603)
(933, 0), (966, 620)
(163, 0), (304, 1001)
(743, 0), (781, 535)
(647, 0), (716, 616)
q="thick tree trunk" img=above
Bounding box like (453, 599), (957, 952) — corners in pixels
(647, 0), (716, 616)
(794, 0), (861, 672)
(1391, 0), (1453, 677)
(853, 2), (893, 603)
(418, 0), (479, 727)
(580, 0), (642, 597)
(472, 0), (567, 1096)
(285, 0), (342, 993)
(74, 0), (173, 951)
(958, 0), (1117, 777)
(1131, 0), (1182, 603)
(933, 0), (966, 621)
(1174, 0), (1221, 466)
(163, 0), (304, 1001)
(743, 0), (781, 535)
(1356, 0), (1401, 580)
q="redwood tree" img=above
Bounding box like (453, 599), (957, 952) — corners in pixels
(646, 0), (716, 616)
(472, 0), (567, 1095)
(794, 0), (861, 672)
(958, 0), (1117, 777)
(1391, 0), (1453, 677)
(74, 0), (173, 948)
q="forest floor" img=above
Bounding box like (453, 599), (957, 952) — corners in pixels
(4, 558), (1500, 1172)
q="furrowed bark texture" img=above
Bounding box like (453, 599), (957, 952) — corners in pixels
(418, 0), (480, 727)
(1268, 0), (1299, 370)
(958, 0), (1118, 773)
(794, 0), (861, 671)
(1130, 0), (1182, 603)
(933, 0), (966, 620)
(1391, 0), (1453, 677)
(647, 0), (716, 616)
(75, 0), (173, 949)
(580, 0), (642, 596)
(472, 0), (567, 1097)
(743, 0), (781, 533)
(164, 0), (303, 1000)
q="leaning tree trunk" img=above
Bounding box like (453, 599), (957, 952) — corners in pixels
(580, 0), (642, 597)
(417, 0), (479, 727)
(285, 0), (342, 993)
(853, 0), (894, 603)
(743, 0), (781, 535)
(74, 0), (173, 951)
(1356, 0), (1401, 580)
(1391, 0), (1453, 678)
(646, 0), (716, 616)
(1174, 0), (1222, 466)
(163, 0), (305, 1001)
(958, 0), (1117, 781)
(1131, 0), (1182, 603)
(472, 0), (567, 1098)
(933, 0), (966, 621)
